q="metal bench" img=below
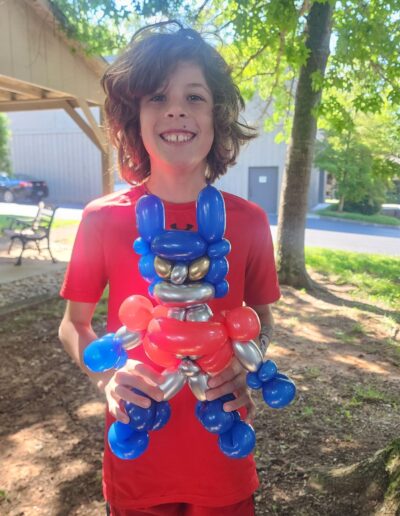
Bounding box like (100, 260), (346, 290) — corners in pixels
(4, 202), (58, 265)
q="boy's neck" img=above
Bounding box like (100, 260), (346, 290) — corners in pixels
(145, 169), (208, 203)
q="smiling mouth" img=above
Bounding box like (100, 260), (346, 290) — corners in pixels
(160, 132), (196, 143)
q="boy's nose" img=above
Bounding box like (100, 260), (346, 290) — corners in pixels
(165, 102), (187, 118)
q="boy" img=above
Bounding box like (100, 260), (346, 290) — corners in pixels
(59, 22), (279, 515)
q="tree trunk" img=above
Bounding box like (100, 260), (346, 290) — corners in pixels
(309, 438), (400, 515)
(338, 194), (345, 212)
(276, 1), (333, 288)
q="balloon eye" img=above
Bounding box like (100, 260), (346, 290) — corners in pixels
(189, 256), (210, 281)
(154, 256), (173, 279)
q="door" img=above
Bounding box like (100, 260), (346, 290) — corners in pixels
(248, 167), (278, 213)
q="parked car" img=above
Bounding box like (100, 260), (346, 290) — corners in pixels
(0, 172), (33, 203)
(14, 173), (49, 201)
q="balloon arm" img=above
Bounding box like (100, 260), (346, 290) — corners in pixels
(232, 340), (263, 372)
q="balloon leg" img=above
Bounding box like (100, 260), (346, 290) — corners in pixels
(195, 394), (256, 459)
(246, 361), (296, 409)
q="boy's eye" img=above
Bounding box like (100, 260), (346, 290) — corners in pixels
(149, 94), (165, 102)
(188, 94), (204, 102)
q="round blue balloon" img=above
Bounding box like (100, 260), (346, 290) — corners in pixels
(247, 371), (263, 390)
(108, 422), (149, 460)
(136, 195), (165, 243)
(139, 253), (156, 281)
(257, 360), (278, 382)
(207, 239), (231, 259)
(205, 257), (228, 284)
(125, 399), (156, 431)
(262, 377), (296, 409)
(196, 399), (235, 434)
(218, 421), (256, 459)
(151, 401), (171, 431)
(197, 185), (226, 243)
(214, 280), (229, 298)
(83, 334), (122, 372)
(133, 237), (150, 255)
(151, 230), (207, 261)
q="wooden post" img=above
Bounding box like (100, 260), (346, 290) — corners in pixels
(100, 108), (114, 195)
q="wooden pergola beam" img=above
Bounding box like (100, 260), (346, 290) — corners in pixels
(0, 75), (48, 98)
(62, 100), (104, 152)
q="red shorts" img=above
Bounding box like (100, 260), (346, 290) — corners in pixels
(106, 496), (255, 515)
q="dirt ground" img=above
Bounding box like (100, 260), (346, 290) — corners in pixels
(0, 272), (399, 515)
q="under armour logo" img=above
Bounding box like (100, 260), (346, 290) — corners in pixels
(170, 223), (194, 231)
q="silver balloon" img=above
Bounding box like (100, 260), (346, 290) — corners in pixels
(167, 307), (186, 321)
(233, 340), (263, 372)
(159, 369), (186, 400)
(114, 326), (142, 351)
(153, 282), (215, 307)
(179, 359), (200, 377)
(188, 372), (209, 401)
(170, 263), (188, 285)
(185, 303), (213, 322)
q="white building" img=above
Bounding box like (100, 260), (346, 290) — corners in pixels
(8, 99), (325, 212)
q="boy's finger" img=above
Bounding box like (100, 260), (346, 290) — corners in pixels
(206, 374), (242, 401)
(223, 393), (250, 412)
(207, 361), (242, 388)
(134, 363), (165, 384)
(115, 406), (130, 424)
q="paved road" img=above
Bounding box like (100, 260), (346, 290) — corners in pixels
(1, 202), (399, 256)
(268, 214), (399, 256)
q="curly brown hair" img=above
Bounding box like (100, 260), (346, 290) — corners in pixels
(101, 21), (257, 184)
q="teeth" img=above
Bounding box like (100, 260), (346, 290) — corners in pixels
(162, 133), (194, 143)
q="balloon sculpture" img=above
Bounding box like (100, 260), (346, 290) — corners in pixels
(84, 185), (296, 460)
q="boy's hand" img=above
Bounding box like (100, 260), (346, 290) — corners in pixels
(102, 359), (165, 424)
(205, 357), (256, 423)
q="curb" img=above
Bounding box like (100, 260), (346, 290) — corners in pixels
(310, 213), (400, 230)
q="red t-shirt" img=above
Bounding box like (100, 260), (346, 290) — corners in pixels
(60, 184), (280, 509)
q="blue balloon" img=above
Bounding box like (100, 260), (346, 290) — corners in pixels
(257, 360), (278, 382)
(218, 421), (256, 459)
(247, 371), (263, 390)
(205, 258), (228, 284)
(133, 237), (150, 255)
(214, 280), (229, 298)
(125, 399), (156, 431)
(196, 398), (235, 434)
(108, 422), (149, 460)
(136, 195), (165, 243)
(139, 254), (156, 281)
(148, 277), (163, 297)
(262, 377), (296, 409)
(151, 230), (207, 261)
(83, 334), (122, 372)
(197, 185), (226, 243)
(151, 401), (171, 431)
(207, 239), (231, 259)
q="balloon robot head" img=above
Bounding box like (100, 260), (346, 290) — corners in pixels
(133, 185), (231, 306)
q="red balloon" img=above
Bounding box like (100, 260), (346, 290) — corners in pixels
(152, 305), (169, 318)
(225, 306), (260, 341)
(147, 318), (228, 355)
(142, 336), (180, 369)
(197, 340), (233, 374)
(119, 295), (154, 332)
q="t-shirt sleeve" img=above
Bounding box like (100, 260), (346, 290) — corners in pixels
(244, 208), (280, 306)
(60, 206), (108, 303)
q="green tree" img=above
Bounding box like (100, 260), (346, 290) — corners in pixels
(51, 0), (400, 289)
(0, 114), (11, 174)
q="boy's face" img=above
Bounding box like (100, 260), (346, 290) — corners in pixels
(139, 61), (214, 176)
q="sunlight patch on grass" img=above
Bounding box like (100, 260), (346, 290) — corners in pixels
(305, 248), (400, 310)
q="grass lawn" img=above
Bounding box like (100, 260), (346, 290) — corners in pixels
(0, 214), (78, 233)
(315, 205), (400, 226)
(305, 247), (400, 310)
